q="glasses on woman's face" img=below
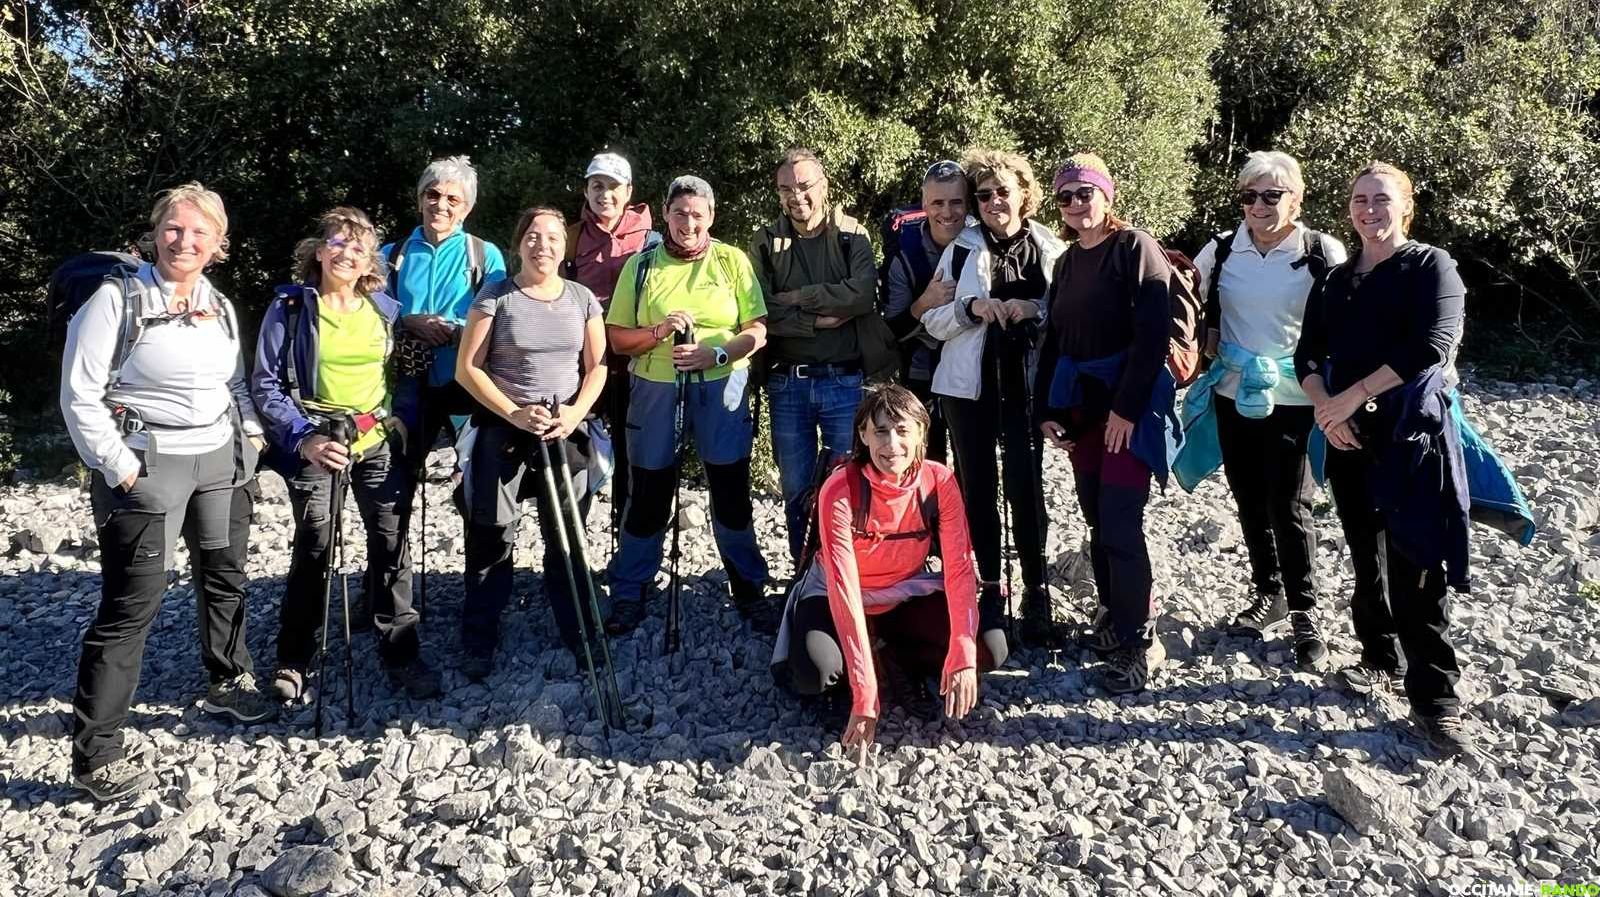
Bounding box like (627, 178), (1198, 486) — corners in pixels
(325, 237), (369, 257)
(974, 185), (1013, 204)
(1238, 188), (1289, 207)
(425, 188), (465, 208)
(1055, 186), (1097, 207)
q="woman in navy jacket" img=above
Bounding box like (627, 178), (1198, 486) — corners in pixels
(1294, 162), (1472, 757)
(251, 207), (437, 705)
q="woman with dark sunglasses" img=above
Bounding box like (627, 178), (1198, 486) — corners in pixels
(919, 148), (1065, 658)
(1177, 151), (1347, 666)
(1034, 153), (1176, 695)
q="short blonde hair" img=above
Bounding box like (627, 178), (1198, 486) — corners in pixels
(1350, 160), (1416, 232)
(293, 206), (387, 296)
(147, 182), (230, 263)
(1235, 151), (1306, 196)
(961, 148), (1043, 220)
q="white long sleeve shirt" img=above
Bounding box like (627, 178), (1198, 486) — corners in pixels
(61, 263), (262, 487)
(1193, 223), (1348, 405)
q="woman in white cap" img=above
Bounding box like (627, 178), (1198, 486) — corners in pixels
(564, 151), (662, 533)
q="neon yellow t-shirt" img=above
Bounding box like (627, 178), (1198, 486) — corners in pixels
(316, 298), (389, 455)
(605, 242), (768, 384)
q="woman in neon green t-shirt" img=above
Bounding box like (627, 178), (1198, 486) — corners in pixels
(252, 207), (440, 705)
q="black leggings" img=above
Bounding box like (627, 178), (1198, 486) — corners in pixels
(787, 591), (996, 699)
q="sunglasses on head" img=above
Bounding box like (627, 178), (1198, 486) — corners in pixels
(1238, 188), (1289, 207)
(974, 185), (1013, 204)
(1055, 186), (1097, 206)
(925, 160), (963, 180)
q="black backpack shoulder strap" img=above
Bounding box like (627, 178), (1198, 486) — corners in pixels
(1301, 229), (1330, 280)
(385, 242), (406, 300)
(279, 286), (307, 405)
(632, 245), (658, 323)
(948, 244), (972, 283)
(1205, 231), (1234, 327)
(106, 266), (143, 391)
(466, 235), (486, 293)
(853, 463), (872, 535)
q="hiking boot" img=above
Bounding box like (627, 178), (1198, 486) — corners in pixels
(729, 574), (781, 636)
(1289, 611), (1328, 667)
(1102, 640), (1164, 695)
(460, 653), (494, 683)
(269, 668), (305, 703)
(1020, 584), (1059, 648)
(201, 673), (279, 723)
(1333, 662), (1402, 697)
(1229, 592), (1290, 638)
(386, 657), (443, 700)
(1413, 711), (1474, 757)
(1080, 605), (1120, 657)
(605, 588), (649, 636)
(348, 589), (374, 634)
(72, 745), (153, 802)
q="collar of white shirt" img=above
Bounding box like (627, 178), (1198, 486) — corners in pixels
(1229, 221), (1308, 259)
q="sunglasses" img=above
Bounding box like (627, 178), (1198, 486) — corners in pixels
(1238, 188), (1290, 207)
(1054, 186), (1097, 206)
(924, 160), (963, 180)
(974, 186), (1013, 204)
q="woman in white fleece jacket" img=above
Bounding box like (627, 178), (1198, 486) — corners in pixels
(918, 149), (1065, 654)
(60, 183), (276, 802)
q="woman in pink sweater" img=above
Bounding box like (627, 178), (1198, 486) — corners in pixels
(774, 384), (1000, 761)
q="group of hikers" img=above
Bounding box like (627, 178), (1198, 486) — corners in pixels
(56, 145), (1533, 801)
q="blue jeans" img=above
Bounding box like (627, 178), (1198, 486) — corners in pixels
(766, 369), (864, 561)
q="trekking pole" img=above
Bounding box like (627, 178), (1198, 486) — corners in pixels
(542, 402), (625, 732)
(417, 462), (427, 621)
(991, 323), (1018, 646)
(314, 415), (358, 736)
(534, 416), (620, 734)
(663, 326), (693, 660)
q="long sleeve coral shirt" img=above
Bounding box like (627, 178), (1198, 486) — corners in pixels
(816, 460), (979, 719)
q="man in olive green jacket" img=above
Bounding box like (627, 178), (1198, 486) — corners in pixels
(750, 148), (897, 562)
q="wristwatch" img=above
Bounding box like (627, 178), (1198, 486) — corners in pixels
(713, 346), (730, 367)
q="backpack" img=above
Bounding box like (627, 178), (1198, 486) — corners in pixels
(49, 251), (237, 398)
(1161, 245), (1205, 388)
(1204, 228), (1334, 332)
(794, 457), (944, 574)
(876, 206), (971, 382)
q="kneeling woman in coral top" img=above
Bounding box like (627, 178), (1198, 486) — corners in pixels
(775, 384), (1000, 761)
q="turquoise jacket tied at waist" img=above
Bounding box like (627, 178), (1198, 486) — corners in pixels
(1172, 342), (1296, 492)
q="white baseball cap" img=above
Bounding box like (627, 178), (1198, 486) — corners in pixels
(584, 153), (632, 185)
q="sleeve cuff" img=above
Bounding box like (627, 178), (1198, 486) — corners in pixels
(102, 454), (140, 488)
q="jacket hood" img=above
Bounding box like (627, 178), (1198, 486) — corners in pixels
(582, 202), (654, 240)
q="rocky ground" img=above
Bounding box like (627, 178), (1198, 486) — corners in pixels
(1, 375), (1598, 897)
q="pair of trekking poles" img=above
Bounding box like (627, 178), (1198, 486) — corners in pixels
(989, 320), (1044, 647)
(310, 400), (626, 737)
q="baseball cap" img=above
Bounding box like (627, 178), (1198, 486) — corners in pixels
(584, 153), (632, 185)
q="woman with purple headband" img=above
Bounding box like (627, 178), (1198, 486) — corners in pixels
(1035, 152), (1177, 695)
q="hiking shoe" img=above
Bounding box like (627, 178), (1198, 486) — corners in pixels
(1289, 611), (1328, 667)
(460, 652), (495, 683)
(1102, 641), (1163, 695)
(1229, 592), (1290, 638)
(269, 668), (305, 703)
(1333, 662), (1402, 696)
(1413, 711), (1474, 757)
(72, 745), (154, 802)
(201, 673), (279, 723)
(728, 575), (781, 636)
(605, 593), (648, 636)
(1080, 606), (1120, 657)
(386, 657), (443, 699)
(1020, 584), (1059, 648)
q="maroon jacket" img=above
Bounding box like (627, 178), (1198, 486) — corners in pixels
(564, 203), (659, 302)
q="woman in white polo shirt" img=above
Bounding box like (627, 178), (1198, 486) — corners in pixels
(1189, 151), (1347, 665)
